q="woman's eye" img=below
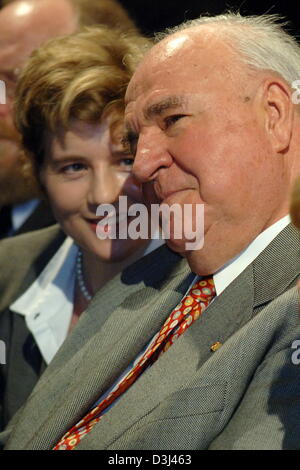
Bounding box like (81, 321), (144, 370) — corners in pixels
(164, 114), (185, 129)
(62, 163), (86, 174)
(119, 157), (134, 168)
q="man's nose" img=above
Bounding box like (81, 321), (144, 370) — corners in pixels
(133, 129), (172, 183)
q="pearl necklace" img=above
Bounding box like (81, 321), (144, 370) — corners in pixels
(76, 249), (93, 302)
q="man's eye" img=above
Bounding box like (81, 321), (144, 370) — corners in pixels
(164, 114), (185, 129)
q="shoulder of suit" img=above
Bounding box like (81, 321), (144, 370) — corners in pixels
(0, 224), (65, 283)
(266, 285), (300, 333)
(0, 223), (63, 248)
(244, 285), (300, 351)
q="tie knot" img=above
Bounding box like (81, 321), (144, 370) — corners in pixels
(189, 276), (216, 302)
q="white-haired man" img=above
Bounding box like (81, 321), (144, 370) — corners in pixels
(1, 13), (300, 450)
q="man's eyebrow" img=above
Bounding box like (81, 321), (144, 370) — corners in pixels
(122, 129), (138, 153)
(123, 96), (187, 148)
(144, 96), (187, 120)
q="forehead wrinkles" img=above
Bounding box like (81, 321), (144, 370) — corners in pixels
(125, 32), (247, 129)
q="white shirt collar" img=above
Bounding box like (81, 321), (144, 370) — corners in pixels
(10, 237), (77, 364)
(213, 215), (291, 296)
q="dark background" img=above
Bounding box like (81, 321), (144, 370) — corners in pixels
(0, 1), (299, 37)
(119, 1), (300, 37)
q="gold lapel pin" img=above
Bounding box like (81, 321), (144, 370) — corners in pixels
(210, 341), (222, 352)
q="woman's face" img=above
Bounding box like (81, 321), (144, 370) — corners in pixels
(41, 118), (148, 262)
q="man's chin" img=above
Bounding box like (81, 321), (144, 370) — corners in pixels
(164, 238), (219, 276)
(164, 237), (188, 254)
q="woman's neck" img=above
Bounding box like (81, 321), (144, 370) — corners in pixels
(81, 244), (149, 296)
(71, 248), (147, 332)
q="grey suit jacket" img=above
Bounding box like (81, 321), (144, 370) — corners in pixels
(0, 225), (65, 429)
(2, 224), (300, 450)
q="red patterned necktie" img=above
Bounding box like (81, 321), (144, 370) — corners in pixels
(54, 277), (216, 450)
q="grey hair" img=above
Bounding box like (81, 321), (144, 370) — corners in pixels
(156, 12), (300, 87)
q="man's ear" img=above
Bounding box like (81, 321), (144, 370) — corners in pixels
(263, 79), (294, 153)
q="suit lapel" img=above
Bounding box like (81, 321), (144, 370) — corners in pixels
(30, 245), (188, 372)
(251, 224), (300, 307)
(77, 263), (255, 449)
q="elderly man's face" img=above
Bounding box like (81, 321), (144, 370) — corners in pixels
(125, 31), (289, 275)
